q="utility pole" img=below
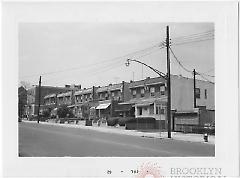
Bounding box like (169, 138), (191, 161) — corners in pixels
(37, 76), (42, 123)
(193, 69), (196, 108)
(166, 26), (171, 138)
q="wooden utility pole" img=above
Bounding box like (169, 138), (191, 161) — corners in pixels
(166, 26), (171, 138)
(193, 69), (196, 108)
(37, 76), (42, 123)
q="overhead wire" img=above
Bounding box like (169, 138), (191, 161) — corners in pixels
(169, 46), (214, 83)
(169, 47), (193, 73)
(171, 30), (214, 40)
(196, 72), (215, 84)
(20, 41), (165, 79)
(43, 43), (166, 85)
(170, 30), (214, 46)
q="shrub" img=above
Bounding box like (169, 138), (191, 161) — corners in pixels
(125, 117), (156, 130)
(118, 117), (134, 126)
(57, 105), (72, 118)
(107, 117), (119, 126)
(42, 109), (50, 118)
(126, 117), (155, 124)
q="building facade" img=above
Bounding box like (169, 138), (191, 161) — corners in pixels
(118, 75), (214, 129)
(18, 86), (27, 118)
(39, 75), (214, 128)
(25, 86), (72, 116)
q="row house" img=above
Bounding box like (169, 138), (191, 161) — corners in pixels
(18, 86), (27, 118)
(57, 91), (74, 106)
(118, 75), (215, 129)
(95, 81), (131, 118)
(117, 77), (167, 128)
(44, 93), (57, 107)
(25, 85), (71, 116)
(73, 87), (98, 118)
(40, 75), (214, 129)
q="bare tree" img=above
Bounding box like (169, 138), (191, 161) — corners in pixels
(19, 81), (32, 89)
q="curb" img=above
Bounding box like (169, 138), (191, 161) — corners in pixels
(22, 120), (215, 145)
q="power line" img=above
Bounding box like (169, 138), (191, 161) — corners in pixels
(20, 42), (165, 79)
(169, 47), (215, 83)
(171, 37), (214, 46)
(169, 47), (192, 73)
(197, 72), (215, 78)
(171, 30), (214, 40)
(170, 30), (214, 46)
(44, 46), (163, 84)
(196, 72), (215, 84)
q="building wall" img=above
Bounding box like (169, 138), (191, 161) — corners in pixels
(18, 86), (27, 117)
(122, 81), (131, 102)
(171, 75), (215, 110)
(26, 86), (71, 115)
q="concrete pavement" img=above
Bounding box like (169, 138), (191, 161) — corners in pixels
(19, 122), (215, 157)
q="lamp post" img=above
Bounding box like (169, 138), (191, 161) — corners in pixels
(125, 58), (171, 137)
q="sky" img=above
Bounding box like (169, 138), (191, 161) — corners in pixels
(19, 23), (214, 88)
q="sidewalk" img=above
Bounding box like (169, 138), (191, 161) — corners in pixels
(22, 120), (215, 145)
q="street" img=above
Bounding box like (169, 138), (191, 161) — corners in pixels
(19, 122), (215, 157)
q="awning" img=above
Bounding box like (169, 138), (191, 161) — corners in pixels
(96, 103), (111, 110)
(135, 101), (154, 107)
(115, 104), (133, 112)
(67, 105), (75, 108)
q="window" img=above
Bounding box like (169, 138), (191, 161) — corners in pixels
(195, 88), (200, 99)
(140, 88), (144, 97)
(132, 89), (136, 98)
(105, 93), (109, 100)
(204, 89), (207, 99)
(156, 105), (165, 115)
(156, 106), (159, 114)
(160, 108), (165, 114)
(139, 108), (142, 115)
(75, 96), (79, 102)
(149, 105), (154, 114)
(160, 86), (165, 95)
(150, 87), (155, 96)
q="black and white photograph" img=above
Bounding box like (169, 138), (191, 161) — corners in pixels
(18, 23), (215, 157)
(1, 1), (239, 178)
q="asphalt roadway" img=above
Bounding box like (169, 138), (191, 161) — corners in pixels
(19, 122), (215, 157)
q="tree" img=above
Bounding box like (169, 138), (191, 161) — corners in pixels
(57, 105), (73, 118)
(42, 108), (51, 118)
(19, 81), (32, 90)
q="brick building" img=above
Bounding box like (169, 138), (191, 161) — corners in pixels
(25, 85), (72, 116)
(18, 86), (27, 118)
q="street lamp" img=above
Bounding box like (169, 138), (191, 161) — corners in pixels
(125, 58), (171, 137)
(125, 59), (167, 80)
